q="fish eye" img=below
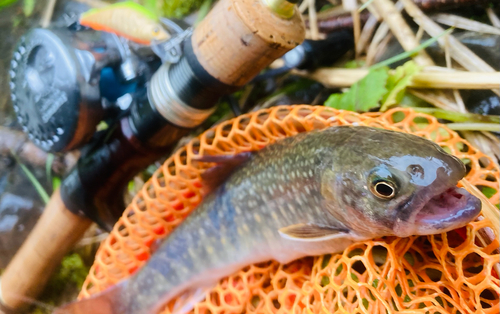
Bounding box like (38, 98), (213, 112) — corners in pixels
(371, 181), (396, 200)
(368, 167), (398, 200)
(153, 27), (160, 34)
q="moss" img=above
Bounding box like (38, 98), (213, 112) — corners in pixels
(32, 253), (90, 313)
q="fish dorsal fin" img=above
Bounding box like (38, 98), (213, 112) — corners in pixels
(195, 152), (254, 193)
(278, 223), (349, 242)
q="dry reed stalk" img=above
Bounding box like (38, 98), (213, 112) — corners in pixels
(366, 20), (390, 65)
(40, 0), (56, 28)
(460, 179), (499, 239)
(302, 68), (500, 89)
(432, 13), (500, 35)
(372, 0), (434, 66)
(408, 89), (459, 111)
(401, 0), (500, 96)
(357, 14), (379, 55)
(486, 7), (500, 28)
(308, 0), (319, 40)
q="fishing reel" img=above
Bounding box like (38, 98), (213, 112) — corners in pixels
(9, 9), (188, 154)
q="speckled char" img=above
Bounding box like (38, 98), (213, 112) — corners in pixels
(192, 0), (305, 86)
(56, 125), (479, 314)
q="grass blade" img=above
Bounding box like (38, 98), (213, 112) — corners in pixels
(371, 28), (454, 69)
(11, 150), (50, 204)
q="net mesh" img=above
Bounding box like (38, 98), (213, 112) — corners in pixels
(80, 106), (499, 314)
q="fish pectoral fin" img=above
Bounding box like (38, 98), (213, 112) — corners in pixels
(278, 223), (350, 242)
(195, 152), (254, 193)
(171, 286), (211, 314)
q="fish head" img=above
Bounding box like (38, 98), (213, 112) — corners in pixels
(321, 127), (481, 238)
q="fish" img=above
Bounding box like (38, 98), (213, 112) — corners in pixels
(55, 126), (481, 314)
(79, 1), (170, 45)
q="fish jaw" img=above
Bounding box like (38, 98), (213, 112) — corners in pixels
(394, 185), (481, 237)
(413, 186), (481, 235)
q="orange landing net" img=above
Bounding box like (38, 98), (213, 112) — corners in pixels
(81, 106), (500, 313)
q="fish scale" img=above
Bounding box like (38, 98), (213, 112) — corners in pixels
(56, 126), (481, 314)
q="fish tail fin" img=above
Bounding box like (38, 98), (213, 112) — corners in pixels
(55, 281), (127, 314)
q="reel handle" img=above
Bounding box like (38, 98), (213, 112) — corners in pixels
(0, 189), (92, 312)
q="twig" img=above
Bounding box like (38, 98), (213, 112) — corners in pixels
(431, 13), (500, 35)
(301, 68), (500, 89)
(486, 7), (500, 28)
(40, 0), (57, 28)
(305, 11), (370, 33)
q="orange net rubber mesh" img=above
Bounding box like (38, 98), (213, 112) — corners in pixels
(80, 106), (500, 313)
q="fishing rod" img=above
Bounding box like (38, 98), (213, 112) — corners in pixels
(0, 0), (305, 312)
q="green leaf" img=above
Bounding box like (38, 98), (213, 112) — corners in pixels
(23, 0), (34, 16)
(46, 153), (54, 187)
(380, 61), (422, 111)
(325, 67), (389, 112)
(0, 0), (17, 9)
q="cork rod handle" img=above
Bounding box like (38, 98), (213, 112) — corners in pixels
(0, 189), (92, 312)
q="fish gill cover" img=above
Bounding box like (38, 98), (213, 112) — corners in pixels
(81, 106), (499, 313)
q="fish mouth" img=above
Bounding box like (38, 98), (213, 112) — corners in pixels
(412, 186), (481, 235)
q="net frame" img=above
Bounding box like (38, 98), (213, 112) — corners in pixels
(81, 106), (499, 314)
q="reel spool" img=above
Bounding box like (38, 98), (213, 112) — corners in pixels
(9, 27), (146, 153)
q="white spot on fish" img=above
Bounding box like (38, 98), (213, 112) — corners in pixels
(206, 246), (214, 254)
(242, 224), (250, 232)
(305, 186), (310, 194)
(254, 214), (262, 223)
(235, 206), (242, 215)
(278, 185), (285, 193)
(271, 212), (279, 221)
(188, 247), (196, 257)
(278, 205), (287, 217)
